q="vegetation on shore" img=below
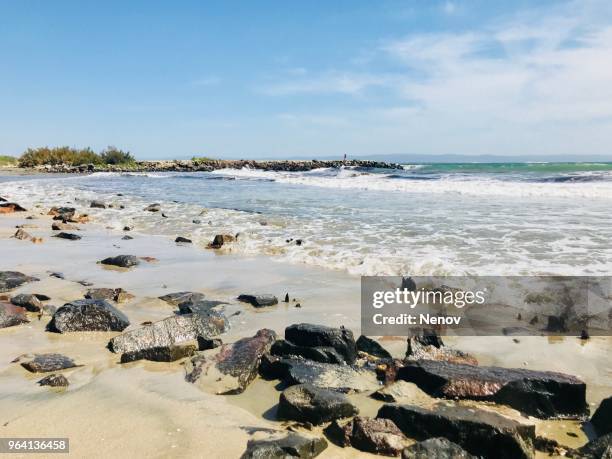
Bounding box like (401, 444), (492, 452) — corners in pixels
(0, 155), (17, 166)
(18, 146), (135, 167)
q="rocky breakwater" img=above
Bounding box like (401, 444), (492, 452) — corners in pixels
(34, 158), (404, 173)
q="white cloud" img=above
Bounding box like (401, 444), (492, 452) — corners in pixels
(260, 0), (612, 155)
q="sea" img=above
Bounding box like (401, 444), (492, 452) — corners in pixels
(2, 162), (612, 276)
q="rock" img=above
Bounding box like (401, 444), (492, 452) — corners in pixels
(47, 299), (130, 333)
(0, 302), (29, 328)
(240, 432), (328, 459)
(123, 226), (132, 231)
(269, 358), (379, 393)
(580, 329), (590, 340)
(401, 437), (476, 459)
(48, 207), (76, 221)
(121, 235), (133, 240)
(52, 221), (79, 231)
(53, 232), (82, 241)
(49, 272), (64, 279)
(405, 335), (477, 365)
(85, 288), (132, 303)
(591, 396), (612, 436)
(178, 299), (226, 315)
(284, 293), (290, 302)
(20, 353), (78, 372)
(401, 277), (417, 291)
(285, 323), (357, 364)
(0, 271), (39, 292)
(568, 433), (612, 459)
(37, 374), (70, 387)
(192, 219), (201, 224)
(325, 416), (409, 456)
(144, 203), (161, 212)
(99, 255), (141, 268)
(175, 236), (192, 243)
(90, 200), (106, 209)
(278, 383), (358, 424)
(0, 202), (27, 213)
(13, 228), (42, 243)
(185, 329), (276, 394)
(534, 436), (565, 456)
(197, 336), (222, 350)
(356, 335), (392, 359)
(377, 403), (535, 459)
(10, 294), (43, 312)
(34, 294), (51, 301)
(109, 312), (227, 353)
(159, 291), (205, 306)
(371, 381), (427, 403)
(120, 344), (197, 363)
(41, 304), (57, 316)
(208, 234), (235, 248)
(397, 360), (588, 419)
(237, 294), (278, 308)
(271, 339), (345, 364)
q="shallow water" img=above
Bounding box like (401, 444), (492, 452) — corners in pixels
(2, 164), (612, 277)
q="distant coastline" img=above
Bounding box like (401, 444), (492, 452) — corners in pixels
(18, 158), (404, 174)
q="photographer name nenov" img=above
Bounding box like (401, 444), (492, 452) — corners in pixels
(372, 313), (461, 326)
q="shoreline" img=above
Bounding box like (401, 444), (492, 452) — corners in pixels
(1, 177), (611, 458)
(15, 158), (404, 174)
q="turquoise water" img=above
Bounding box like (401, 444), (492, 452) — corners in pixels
(2, 163), (611, 277)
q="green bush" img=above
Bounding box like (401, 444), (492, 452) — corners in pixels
(18, 146), (135, 167)
(100, 146), (134, 165)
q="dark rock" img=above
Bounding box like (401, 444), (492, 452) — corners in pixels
(121, 235), (133, 240)
(33, 294), (51, 301)
(295, 303), (301, 308)
(237, 294), (278, 308)
(0, 302), (29, 328)
(109, 312), (227, 353)
(295, 239), (303, 246)
(11, 293), (43, 312)
(178, 299), (226, 315)
(258, 353), (282, 379)
(48, 207), (76, 221)
(405, 335), (478, 365)
(546, 315), (568, 332)
(49, 272), (65, 279)
(356, 335), (392, 359)
(401, 437), (476, 459)
(85, 288), (132, 303)
(377, 403), (535, 459)
(325, 416), (408, 455)
(185, 329), (276, 394)
(53, 232), (82, 241)
(77, 280), (93, 286)
(534, 436), (565, 456)
(374, 358), (405, 385)
(397, 360), (588, 419)
(591, 396), (612, 436)
(144, 203), (161, 212)
(197, 336), (222, 350)
(0, 202), (27, 213)
(175, 236), (192, 243)
(284, 293), (290, 302)
(99, 255), (140, 268)
(580, 329), (590, 340)
(269, 358), (379, 393)
(285, 323), (357, 364)
(90, 200), (106, 209)
(278, 383), (358, 424)
(569, 433), (612, 459)
(37, 374), (70, 387)
(271, 340), (345, 364)
(159, 291), (205, 306)
(208, 234), (235, 248)
(20, 353), (78, 373)
(240, 432), (327, 459)
(120, 344), (197, 363)
(123, 226), (132, 231)
(47, 299), (130, 333)
(192, 219), (201, 224)
(401, 277), (417, 291)
(0, 271), (39, 292)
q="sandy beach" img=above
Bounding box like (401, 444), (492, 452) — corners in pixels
(1, 176), (611, 458)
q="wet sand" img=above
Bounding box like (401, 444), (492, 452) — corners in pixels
(0, 201), (610, 458)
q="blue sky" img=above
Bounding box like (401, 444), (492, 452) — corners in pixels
(1, 0), (611, 159)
